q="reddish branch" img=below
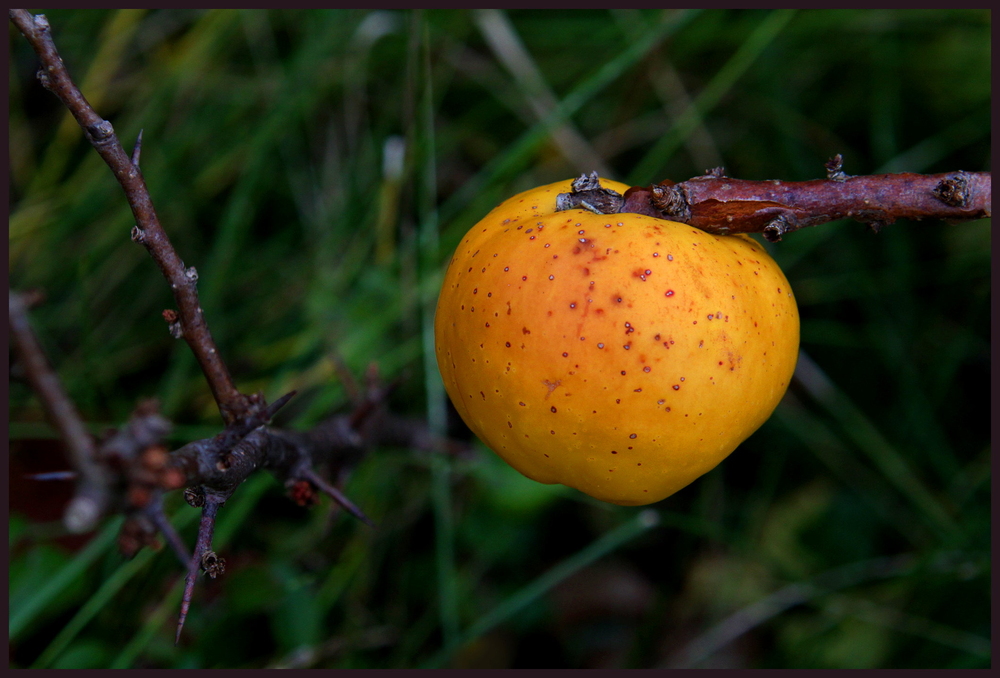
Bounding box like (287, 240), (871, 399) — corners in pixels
(558, 160), (991, 242)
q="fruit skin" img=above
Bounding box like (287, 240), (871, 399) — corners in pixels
(435, 178), (799, 506)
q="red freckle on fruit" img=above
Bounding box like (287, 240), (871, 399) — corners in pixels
(550, 430), (555, 435)
(665, 407), (671, 412)
(693, 321), (697, 325)
(519, 402), (525, 406)
(507, 421), (513, 428)
(522, 275), (528, 281)
(634, 388), (642, 392)
(485, 322), (490, 327)
(504, 267), (509, 271)
(624, 344), (631, 350)
(597, 343), (605, 348)
(621, 370), (627, 375)
(673, 385), (680, 390)
(616, 399), (621, 404)
(549, 275), (555, 280)
(570, 302), (576, 309)
(562, 352), (568, 357)
(680, 377), (685, 382)
(657, 399), (664, 405)
(550, 406), (557, 413)
(480, 391), (486, 400)
(611, 450), (617, 454)
(523, 327), (531, 334)
(487, 292), (492, 297)
(629, 433), (637, 439)
(665, 290), (674, 297)
(644, 366), (651, 373)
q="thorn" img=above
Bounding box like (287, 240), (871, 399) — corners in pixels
(264, 390), (297, 421)
(131, 129), (144, 167)
(25, 470), (77, 481)
(176, 567), (197, 645)
(175, 499), (221, 644)
(302, 468), (374, 527)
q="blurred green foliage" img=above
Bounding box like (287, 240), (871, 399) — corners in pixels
(9, 8), (989, 669)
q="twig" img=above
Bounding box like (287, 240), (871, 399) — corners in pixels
(176, 496), (224, 644)
(9, 290), (108, 533)
(9, 9), (251, 425)
(559, 161), (991, 242)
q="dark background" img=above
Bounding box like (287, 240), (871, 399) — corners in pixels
(9, 9), (990, 668)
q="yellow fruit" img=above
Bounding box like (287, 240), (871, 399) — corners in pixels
(434, 178), (799, 505)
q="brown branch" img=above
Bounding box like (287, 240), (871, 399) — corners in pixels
(9, 291), (109, 533)
(559, 162), (991, 242)
(9, 9), (250, 424)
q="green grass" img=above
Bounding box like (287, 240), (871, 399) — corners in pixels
(9, 9), (990, 669)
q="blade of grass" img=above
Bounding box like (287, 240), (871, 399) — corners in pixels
(9, 516), (123, 641)
(29, 510), (198, 668)
(793, 352), (957, 539)
(474, 9), (611, 176)
(421, 509), (661, 668)
(437, 9), (700, 230)
(666, 553), (917, 668)
(627, 8), (797, 185)
(418, 16), (460, 651)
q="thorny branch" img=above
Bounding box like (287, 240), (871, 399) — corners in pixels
(9, 8), (469, 642)
(558, 159), (991, 242)
(9, 8), (249, 425)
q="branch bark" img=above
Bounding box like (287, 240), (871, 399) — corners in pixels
(9, 8), (250, 425)
(558, 161), (991, 242)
